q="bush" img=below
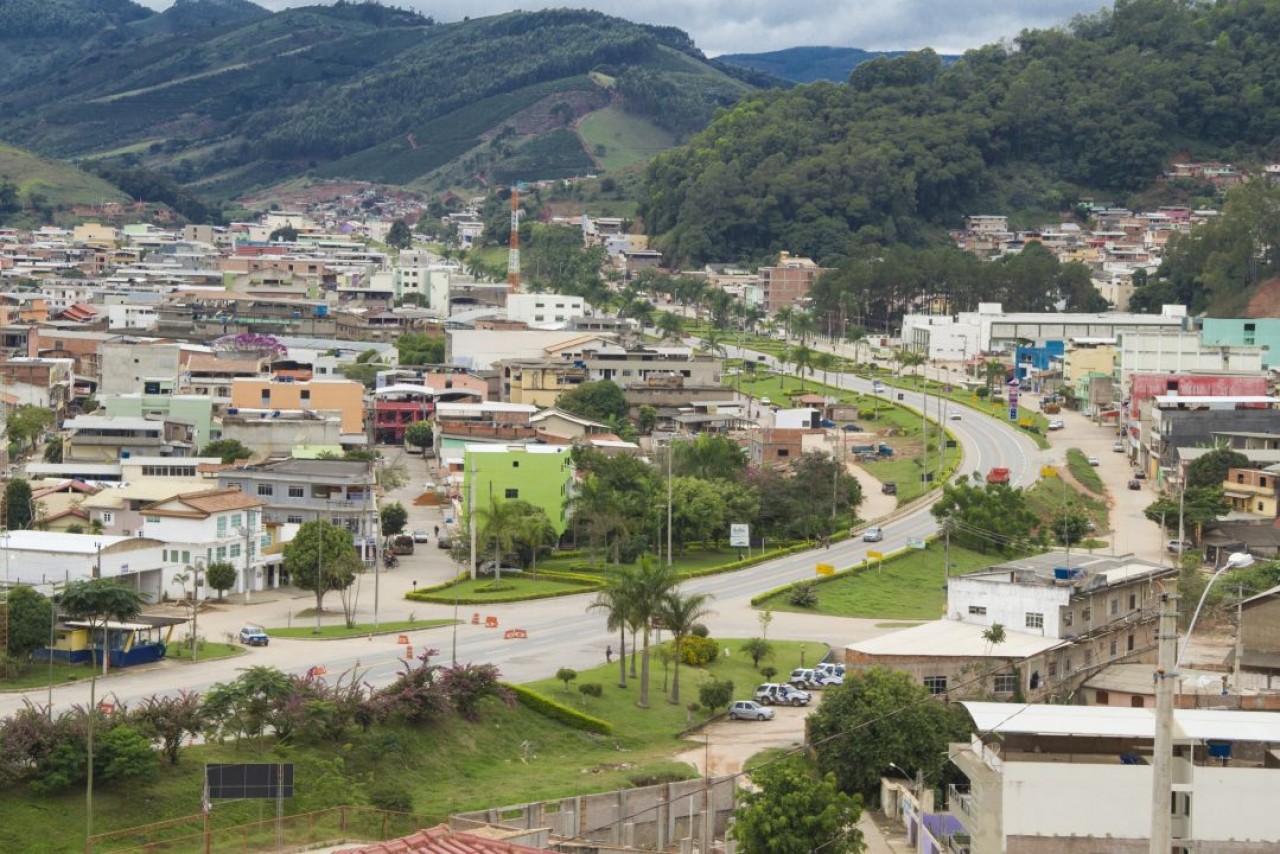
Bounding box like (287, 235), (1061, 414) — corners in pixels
(788, 582), (819, 608)
(858, 408), (876, 420)
(690, 623), (710, 638)
(369, 783), (414, 813)
(698, 679), (733, 711)
(975, 387), (989, 399)
(505, 683), (613, 734)
(677, 635), (720, 667)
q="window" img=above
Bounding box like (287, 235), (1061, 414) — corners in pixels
(288, 486), (304, 498)
(301, 390), (310, 402)
(1110, 598), (1119, 616)
(512, 461), (519, 468)
(217, 517), (227, 538)
(1048, 661), (1058, 678)
(1096, 690), (1110, 705)
(230, 514), (241, 529)
(145, 516), (160, 524)
(1129, 593), (1137, 610)
(1131, 696), (1145, 708)
(777, 449), (789, 458)
(1110, 639), (1118, 657)
(923, 676), (947, 695)
(1128, 633), (1135, 651)
(1082, 606), (1091, 622)
(182, 551), (190, 564)
(1063, 611), (1073, 627)
(1025, 612), (1044, 629)
(216, 546), (227, 560)
(968, 605), (987, 616)
(286, 515), (304, 525)
(230, 544), (241, 558)
(505, 488), (519, 499)
(257, 484), (274, 496)
(102, 512), (113, 524)
(1085, 649), (1093, 666)
(993, 673), (1018, 693)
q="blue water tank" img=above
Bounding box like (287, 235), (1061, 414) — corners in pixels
(314, 305), (330, 317)
(227, 407), (239, 415)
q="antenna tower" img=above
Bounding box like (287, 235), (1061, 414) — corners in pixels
(506, 187), (521, 293)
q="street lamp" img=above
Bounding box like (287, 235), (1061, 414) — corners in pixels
(1177, 551), (1254, 668)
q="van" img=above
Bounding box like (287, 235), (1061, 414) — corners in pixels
(388, 534), (415, 555)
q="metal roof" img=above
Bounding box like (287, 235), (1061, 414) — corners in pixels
(962, 701), (1280, 742)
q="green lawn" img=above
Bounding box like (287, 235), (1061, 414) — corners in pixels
(1066, 448), (1106, 494)
(538, 547), (755, 577)
(758, 541), (1003, 619)
(165, 641), (244, 662)
(576, 106), (677, 171)
(411, 574), (599, 603)
(269, 619), (456, 639)
(1025, 476), (1110, 539)
(0, 659), (98, 691)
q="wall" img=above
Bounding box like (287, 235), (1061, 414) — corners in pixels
(507, 294), (586, 325)
(947, 577), (1069, 637)
(1064, 344), (1116, 384)
(1201, 318), (1280, 368)
(1003, 762), (1151, 839)
(230, 379), (365, 433)
(99, 342), (180, 396)
(463, 446), (573, 535)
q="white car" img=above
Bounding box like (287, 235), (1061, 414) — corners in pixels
(1048, 419), (1065, 430)
(863, 526), (884, 542)
(728, 700), (775, 721)
(1087, 456), (1100, 466)
(949, 412), (962, 421)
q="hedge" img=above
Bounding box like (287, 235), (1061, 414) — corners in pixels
(506, 683), (613, 735)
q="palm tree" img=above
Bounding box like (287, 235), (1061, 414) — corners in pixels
(815, 351), (837, 386)
(701, 328), (727, 359)
(656, 312), (683, 341)
(630, 557), (677, 709)
(659, 589), (714, 704)
(589, 565), (639, 688)
(515, 511), (557, 576)
(791, 310), (816, 345)
(790, 344), (815, 389)
(774, 306), (794, 339)
(475, 498), (525, 582)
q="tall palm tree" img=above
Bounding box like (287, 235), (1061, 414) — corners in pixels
(515, 511), (556, 576)
(774, 306), (794, 339)
(791, 310), (816, 345)
(630, 557), (677, 709)
(659, 589), (714, 704)
(815, 351), (837, 386)
(589, 565), (638, 688)
(790, 344), (815, 390)
(656, 312), (683, 341)
(475, 498), (525, 582)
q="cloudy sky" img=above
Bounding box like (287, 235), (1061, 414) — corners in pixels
(139, 0), (1110, 56)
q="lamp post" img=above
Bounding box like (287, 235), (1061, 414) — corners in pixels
(1150, 551), (1254, 854)
(238, 525), (252, 605)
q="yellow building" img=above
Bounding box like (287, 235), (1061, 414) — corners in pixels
(500, 359), (588, 408)
(72, 222), (120, 248)
(1223, 467), (1280, 518)
(229, 378), (365, 434)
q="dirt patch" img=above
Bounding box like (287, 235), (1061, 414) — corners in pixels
(1244, 276), (1280, 318)
(675, 703), (813, 777)
(478, 88), (608, 141)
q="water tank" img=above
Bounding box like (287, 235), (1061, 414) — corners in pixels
(120, 450), (131, 459)
(314, 305), (330, 318)
(227, 408), (239, 415)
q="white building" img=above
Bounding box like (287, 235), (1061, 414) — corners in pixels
(1116, 329), (1267, 392)
(0, 531), (170, 600)
(506, 293), (588, 327)
(949, 701), (1280, 853)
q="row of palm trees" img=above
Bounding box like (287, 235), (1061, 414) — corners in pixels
(589, 559), (713, 709)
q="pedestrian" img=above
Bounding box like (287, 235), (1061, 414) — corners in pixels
(606, 645), (613, 664)
(433, 524), (440, 538)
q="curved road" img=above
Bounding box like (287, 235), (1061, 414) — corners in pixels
(0, 356), (1041, 718)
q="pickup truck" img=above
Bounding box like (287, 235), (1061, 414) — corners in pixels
(986, 467), (1011, 485)
(851, 443), (895, 458)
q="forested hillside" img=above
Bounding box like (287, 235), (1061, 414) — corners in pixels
(0, 2), (755, 203)
(716, 46), (927, 83)
(641, 0), (1280, 267)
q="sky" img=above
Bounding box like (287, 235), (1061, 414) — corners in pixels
(138, 0), (1110, 56)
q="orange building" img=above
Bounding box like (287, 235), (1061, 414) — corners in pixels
(229, 378), (365, 434)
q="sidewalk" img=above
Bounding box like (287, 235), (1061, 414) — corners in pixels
(858, 812), (912, 853)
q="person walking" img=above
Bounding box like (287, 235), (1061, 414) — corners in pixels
(605, 645), (613, 664)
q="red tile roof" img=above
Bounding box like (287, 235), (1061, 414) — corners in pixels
(333, 824), (555, 854)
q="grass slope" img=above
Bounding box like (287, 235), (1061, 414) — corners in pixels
(0, 143), (126, 207)
(577, 106), (677, 171)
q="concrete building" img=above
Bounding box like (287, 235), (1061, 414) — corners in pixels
(0, 531), (170, 600)
(1240, 585), (1280, 687)
(62, 415), (196, 463)
(758, 252), (821, 314)
(506, 294), (587, 327)
(948, 701), (1280, 853)
(98, 339), (181, 396)
(462, 444), (574, 536)
(1222, 467), (1280, 518)
(1148, 396), (1280, 478)
(217, 458), (376, 541)
(103, 393), (217, 447)
(1200, 317), (1280, 368)
(229, 377), (365, 436)
(1116, 330), (1265, 393)
(138, 488), (273, 595)
(499, 359), (589, 408)
(947, 552), (1171, 693)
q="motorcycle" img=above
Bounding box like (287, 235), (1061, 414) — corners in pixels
(383, 554), (399, 568)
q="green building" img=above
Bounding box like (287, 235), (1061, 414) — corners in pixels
(102, 394), (216, 448)
(1200, 318), (1280, 368)
(462, 444), (574, 535)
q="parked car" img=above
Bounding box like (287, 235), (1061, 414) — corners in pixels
(1047, 419), (1065, 431)
(815, 662), (845, 680)
(881, 482), (898, 495)
(789, 668), (817, 689)
(1167, 539), (1194, 555)
(437, 535), (453, 550)
(477, 560), (522, 576)
(238, 625), (269, 647)
(1133, 470), (1147, 480)
(728, 700), (775, 721)
(1128, 479), (1141, 490)
(1113, 441), (1125, 453)
(388, 534), (415, 555)
(754, 683), (811, 706)
(863, 526), (884, 542)
(1087, 456), (1100, 466)
(872, 381), (886, 392)
(842, 423), (863, 432)
(949, 412), (962, 421)
(814, 672), (845, 687)
(412, 530), (430, 543)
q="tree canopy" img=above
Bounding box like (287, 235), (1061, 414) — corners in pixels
(1186, 447), (1250, 489)
(931, 475), (1037, 554)
(557, 379), (628, 423)
(732, 755), (863, 854)
(199, 439), (254, 464)
(2, 478), (33, 530)
(282, 521), (360, 616)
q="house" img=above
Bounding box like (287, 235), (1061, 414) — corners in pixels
(136, 488), (273, 595)
(462, 444), (574, 536)
(229, 377), (365, 436)
(747, 427), (825, 467)
(61, 415), (196, 463)
(102, 393), (217, 448)
(528, 407), (611, 442)
(758, 252), (821, 314)
(1240, 584), (1280, 688)
(1221, 466), (1280, 518)
(499, 359), (588, 408)
(947, 552), (1173, 694)
(947, 701), (1280, 853)
(0, 531), (170, 601)
(217, 458), (377, 543)
(844, 620), (1063, 699)
(434, 402), (538, 453)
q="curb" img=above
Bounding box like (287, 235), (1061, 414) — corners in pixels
(264, 621), (459, 641)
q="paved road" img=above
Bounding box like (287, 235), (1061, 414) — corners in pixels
(0, 354), (1051, 719)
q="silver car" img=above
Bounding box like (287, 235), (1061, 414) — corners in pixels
(728, 700), (775, 721)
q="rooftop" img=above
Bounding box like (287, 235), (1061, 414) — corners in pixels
(963, 700), (1280, 742)
(0, 531), (155, 554)
(959, 551), (1171, 589)
(847, 620), (1062, 658)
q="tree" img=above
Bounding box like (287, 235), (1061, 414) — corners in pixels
(386, 219), (413, 250)
(557, 379), (629, 423)
(807, 667), (969, 799)
(698, 678), (733, 712)
(590, 565), (638, 689)
(981, 623), (1007, 652)
(732, 755), (863, 854)
(202, 665), (295, 743)
(95, 725), (157, 787)
(282, 521), (359, 630)
(396, 332), (444, 366)
(474, 498), (526, 581)
(5, 586), (52, 662)
(513, 508), (557, 574)
(2, 478), (32, 531)
(1144, 487), (1228, 541)
(790, 343), (816, 389)
(204, 561), (237, 600)
(659, 589), (714, 703)
(380, 503), (408, 536)
(199, 439), (254, 464)
(404, 421), (434, 454)
(931, 475), (1037, 553)
(631, 558), (677, 709)
(636, 405), (657, 434)
(1186, 447), (1250, 489)
(1050, 505), (1091, 546)
(268, 225), (298, 242)
(556, 667), (577, 694)
(656, 312), (683, 340)
(134, 692), (203, 764)
(740, 637), (774, 669)
(4, 406), (53, 453)
(578, 682), (602, 707)
(673, 433), (747, 481)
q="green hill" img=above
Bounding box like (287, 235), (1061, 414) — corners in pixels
(0, 4), (757, 203)
(717, 45), (957, 83)
(641, 0), (1280, 268)
(0, 143), (127, 209)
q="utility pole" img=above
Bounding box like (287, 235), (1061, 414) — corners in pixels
(468, 453), (478, 582)
(1150, 591), (1177, 854)
(666, 439), (674, 567)
(1234, 581), (1245, 692)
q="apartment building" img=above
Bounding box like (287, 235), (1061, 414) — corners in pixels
(758, 252), (821, 314)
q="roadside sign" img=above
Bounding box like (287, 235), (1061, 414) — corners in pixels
(816, 563), (835, 576)
(729, 523), (750, 548)
(1041, 465), (1058, 477)
(1008, 406), (1018, 421)
(867, 550), (883, 560)
(907, 538), (926, 550)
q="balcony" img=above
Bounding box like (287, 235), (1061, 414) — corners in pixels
(947, 784), (981, 835)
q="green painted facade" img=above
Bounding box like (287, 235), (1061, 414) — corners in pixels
(463, 445), (573, 535)
(103, 394), (216, 447)
(1201, 318), (1280, 368)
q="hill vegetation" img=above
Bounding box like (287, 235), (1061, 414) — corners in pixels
(717, 45), (954, 83)
(641, 0), (1280, 270)
(0, 3), (756, 205)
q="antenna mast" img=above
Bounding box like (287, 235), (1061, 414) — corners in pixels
(506, 186), (520, 293)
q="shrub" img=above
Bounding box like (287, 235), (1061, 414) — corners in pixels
(678, 635), (720, 667)
(369, 783), (414, 813)
(698, 679), (733, 712)
(975, 387), (989, 399)
(578, 683), (602, 706)
(788, 582), (819, 608)
(690, 623), (710, 638)
(858, 408), (876, 420)
(505, 683), (613, 734)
